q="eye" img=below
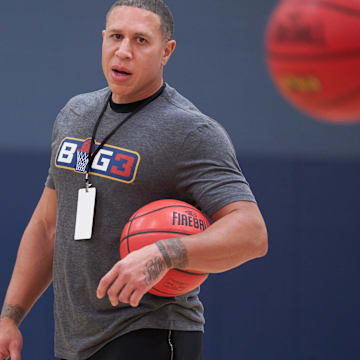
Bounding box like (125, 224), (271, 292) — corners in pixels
(137, 37), (147, 44)
(111, 34), (122, 40)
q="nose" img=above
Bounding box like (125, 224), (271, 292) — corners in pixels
(115, 38), (132, 60)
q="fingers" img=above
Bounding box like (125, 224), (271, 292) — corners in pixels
(9, 341), (21, 360)
(97, 246), (165, 307)
(96, 262), (148, 307)
(0, 342), (21, 360)
(96, 265), (134, 306)
(107, 278), (126, 307)
(0, 344), (11, 359)
(105, 274), (143, 307)
(117, 284), (134, 306)
(129, 289), (143, 308)
(96, 266), (119, 299)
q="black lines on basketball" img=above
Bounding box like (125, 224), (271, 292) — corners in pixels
(126, 217), (135, 256)
(151, 287), (177, 296)
(120, 230), (190, 244)
(268, 49), (360, 61)
(320, 84), (360, 107)
(174, 269), (208, 276)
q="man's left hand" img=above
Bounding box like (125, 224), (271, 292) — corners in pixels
(96, 244), (168, 307)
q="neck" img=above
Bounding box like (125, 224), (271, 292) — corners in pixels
(111, 80), (164, 104)
(109, 83), (166, 114)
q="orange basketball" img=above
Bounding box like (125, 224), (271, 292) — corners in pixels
(120, 199), (210, 297)
(265, 0), (360, 123)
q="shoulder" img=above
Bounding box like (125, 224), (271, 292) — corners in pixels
(60, 87), (110, 118)
(160, 84), (226, 133)
(163, 85), (232, 140)
(161, 84), (206, 123)
(50, 88), (109, 137)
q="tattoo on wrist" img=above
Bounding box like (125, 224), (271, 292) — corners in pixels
(144, 256), (164, 285)
(156, 238), (188, 269)
(156, 242), (172, 268)
(1, 303), (25, 326)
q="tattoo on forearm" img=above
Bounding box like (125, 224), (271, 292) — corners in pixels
(1, 303), (25, 326)
(156, 242), (172, 268)
(144, 256), (164, 285)
(156, 238), (188, 269)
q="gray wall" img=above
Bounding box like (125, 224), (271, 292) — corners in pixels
(1, 1), (360, 359)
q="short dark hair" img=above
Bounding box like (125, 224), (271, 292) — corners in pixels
(106, 0), (174, 40)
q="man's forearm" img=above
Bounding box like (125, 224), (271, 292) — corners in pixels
(0, 304), (25, 327)
(156, 204), (268, 274)
(1, 189), (56, 326)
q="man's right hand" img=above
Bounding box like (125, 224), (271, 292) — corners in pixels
(0, 318), (22, 360)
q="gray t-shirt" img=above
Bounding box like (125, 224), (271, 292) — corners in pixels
(46, 84), (255, 360)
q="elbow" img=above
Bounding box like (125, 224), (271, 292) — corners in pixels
(229, 208), (269, 263)
(251, 219), (269, 258)
(231, 214), (268, 266)
(257, 231), (268, 258)
(253, 220), (268, 258)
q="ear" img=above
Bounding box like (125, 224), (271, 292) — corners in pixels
(161, 40), (176, 66)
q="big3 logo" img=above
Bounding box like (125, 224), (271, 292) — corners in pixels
(55, 137), (140, 183)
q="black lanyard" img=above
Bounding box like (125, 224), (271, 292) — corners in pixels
(85, 83), (166, 189)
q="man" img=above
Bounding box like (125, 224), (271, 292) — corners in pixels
(0, 1), (268, 359)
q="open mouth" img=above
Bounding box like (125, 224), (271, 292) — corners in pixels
(113, 69), (131, 75)
(111, 68), (132, 81)
(112, 66), (132, 76)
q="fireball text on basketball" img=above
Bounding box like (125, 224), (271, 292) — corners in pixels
(172, 211), (207, 231)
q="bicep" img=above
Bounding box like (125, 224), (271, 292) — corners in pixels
(210, 201), (263, 223)
(209, 200), (268, 256)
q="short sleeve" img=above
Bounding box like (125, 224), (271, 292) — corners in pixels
(44, 109), (63, 190)
(175, 121), (256, 217)
(45, 171), (55, 189)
